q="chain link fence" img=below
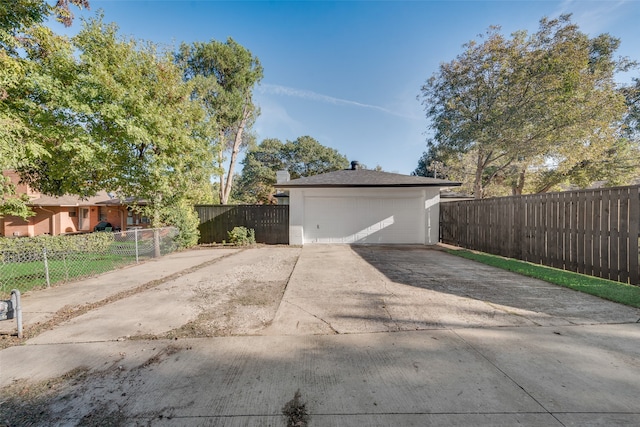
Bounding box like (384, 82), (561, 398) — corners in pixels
(0, 227), (179, 297)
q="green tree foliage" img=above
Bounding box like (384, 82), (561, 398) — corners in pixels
(419, 15), (636, 198)
(412, 141), (450, 179)
(621, 77), (640, 140)
(177, 38), (263, 204)
(0, 0), (89, 218)
(71, 17), (214, 245)
(283, 135), (350, 178)
(0, 1), (88, 38)
(233, 138), (285, 203)
(233, 136), (349, 204)
(2, 11), (215, 246)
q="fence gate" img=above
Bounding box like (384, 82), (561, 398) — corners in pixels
(195, 205), (289, 245)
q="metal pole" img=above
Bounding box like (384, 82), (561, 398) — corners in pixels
(43, 247), (50, 288)
(11, 289), (22, 338)
(134, 228), (139, 263)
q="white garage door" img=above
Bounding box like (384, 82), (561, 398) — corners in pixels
(303, 197), (423, 244)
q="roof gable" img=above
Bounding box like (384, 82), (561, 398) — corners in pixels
(273, 169), (461, 188)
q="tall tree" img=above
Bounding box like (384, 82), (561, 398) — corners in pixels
(233, 138), (285, 203)
(0, 0), (89, 218)
(420, 15), (632, 198)
(177, 38), (263, 204)
(234, 136), (349, 204)
(283, 135), (350, 179)
(13, 16), (215, 246)
(412, 141), (450, 179)
(76, 17), (214, 245)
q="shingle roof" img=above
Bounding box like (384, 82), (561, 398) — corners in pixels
(273, 169), (461, 188)
(28, 191), (144, 207)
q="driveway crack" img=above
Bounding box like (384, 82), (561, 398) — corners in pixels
(284, 300), (339, 334)
(450, 329), (567, 426)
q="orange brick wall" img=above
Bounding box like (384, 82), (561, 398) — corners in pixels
(1, 215), (30, 237)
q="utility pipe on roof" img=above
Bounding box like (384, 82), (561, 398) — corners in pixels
(38, 206), (56, 236)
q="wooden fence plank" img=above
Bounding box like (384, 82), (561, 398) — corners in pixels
(618, 188), (630, 284)
(560, 192), (568, 270)
(600, 190), (612, 280)
(576, 190), (586, 275)
(549, 193), (556, 268)
(584, 190), (595, 277)
(629, 187), (640, 285)
(569, 190), (578, 272)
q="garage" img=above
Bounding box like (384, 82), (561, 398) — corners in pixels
(274, 165), (460, 245)
(303, 195), (424, 244)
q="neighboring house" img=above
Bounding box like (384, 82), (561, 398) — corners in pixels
(0, 171), (149, 237)
(273, 163), (460, 245)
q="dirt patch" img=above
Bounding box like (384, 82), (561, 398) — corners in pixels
(282, 389), (310, 427)
(0, 345), (191, 426)
(132, 250), (298, 339)
(0, 367), (91, 426)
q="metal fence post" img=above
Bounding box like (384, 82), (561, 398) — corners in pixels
(11, 289), (22, 338)
(43, 247), (51, 288)
(153, 228), (161, 258)
(134, 228), (139, 263)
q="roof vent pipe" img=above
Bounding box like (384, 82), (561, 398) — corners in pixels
(350, 161), (359, 170)
(276, 170), (290, 183)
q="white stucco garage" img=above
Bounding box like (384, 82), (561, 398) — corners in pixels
(274, 166), (460, 245)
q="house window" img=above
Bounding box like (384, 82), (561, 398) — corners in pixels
(69, 211), (77, 217)
(127, 209), (149, 226)
(99, 207), (108, 222)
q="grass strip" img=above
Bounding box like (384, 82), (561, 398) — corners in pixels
(0, 254), (148, 298)
(447, 249), (640, 308)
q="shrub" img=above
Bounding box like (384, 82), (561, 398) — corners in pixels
(227, 226), (255, 246)
(157, 201), (200, 249)
(0, 233), (114, 261)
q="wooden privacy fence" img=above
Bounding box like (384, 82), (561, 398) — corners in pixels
(440, 185), (640, 285)
(195, 205), (289, 245)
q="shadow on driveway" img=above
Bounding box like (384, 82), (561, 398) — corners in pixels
(350, 245), (640, 326)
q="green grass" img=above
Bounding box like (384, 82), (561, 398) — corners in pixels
(0, 253), (136, 298)
(447, 249), (640, 308)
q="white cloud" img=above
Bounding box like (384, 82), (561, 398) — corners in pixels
(258, 83), (413, 118)
(553, 0), (631, 34)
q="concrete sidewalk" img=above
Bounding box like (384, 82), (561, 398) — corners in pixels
(1, 245), (640, 426)
(2, 324), (638, 425)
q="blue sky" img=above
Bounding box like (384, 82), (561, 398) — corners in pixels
(54, 0), (640, 175)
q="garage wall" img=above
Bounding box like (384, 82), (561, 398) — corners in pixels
(288, 187), (441, 245)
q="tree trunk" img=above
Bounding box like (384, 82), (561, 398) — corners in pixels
(151, 195), (162, 258)
(220, 105), (250, 204)
(218, 144), (225, 204)
(473, 151), (484, 199)
(512, 168), (526, 195)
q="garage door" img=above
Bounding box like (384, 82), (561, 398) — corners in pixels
(303, 197), (423, 244)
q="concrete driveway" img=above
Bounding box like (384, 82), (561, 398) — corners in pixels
(2, 245), (640, 426)
(269, 245), (639, 334)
